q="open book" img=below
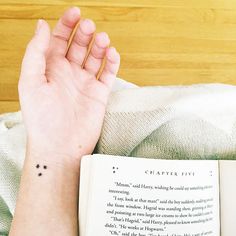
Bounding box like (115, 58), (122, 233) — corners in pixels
(79, 154), (236, 236)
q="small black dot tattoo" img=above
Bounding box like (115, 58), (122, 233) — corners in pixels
(36, 164), (47, 176)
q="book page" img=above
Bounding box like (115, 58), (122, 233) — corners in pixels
(79, 153), (94, 236)
(219, 160), (236, 236)
(79, 154), (220, 236)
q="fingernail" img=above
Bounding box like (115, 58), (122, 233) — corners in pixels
(35, 19), (43, 34)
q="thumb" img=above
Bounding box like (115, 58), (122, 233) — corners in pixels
(19, 19), (50, 89)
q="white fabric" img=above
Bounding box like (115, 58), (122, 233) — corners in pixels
(95, 83), (236, 159)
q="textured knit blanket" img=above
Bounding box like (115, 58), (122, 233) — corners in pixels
(1, 80), (236, 234)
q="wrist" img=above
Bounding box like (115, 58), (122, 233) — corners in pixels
(25, 142), (82, 175)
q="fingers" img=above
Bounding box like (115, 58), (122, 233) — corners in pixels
(19, 19), (50, 88)
(66, 19), (96, 66)
(48, 7), (81, 57)
(84, 32), (110, 75)
(99, 47), (120, 89)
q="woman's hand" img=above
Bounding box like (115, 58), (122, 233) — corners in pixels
(10, 7), (120, 236)
(19, 7), (120, 163)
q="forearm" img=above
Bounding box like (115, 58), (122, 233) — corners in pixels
(9, 143), (80, 236)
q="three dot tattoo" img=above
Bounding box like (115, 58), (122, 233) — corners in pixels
(36, 164), (47, 176)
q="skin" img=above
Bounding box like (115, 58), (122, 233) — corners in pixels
(9, 7), (120, 236)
